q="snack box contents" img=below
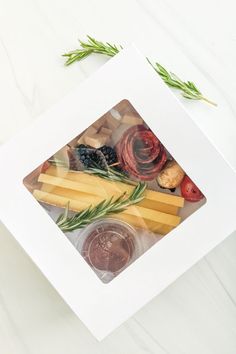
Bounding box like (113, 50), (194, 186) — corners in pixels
(23, 100), (206, 283)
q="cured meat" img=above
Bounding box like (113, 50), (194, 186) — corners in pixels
(116, 125), (167, 181)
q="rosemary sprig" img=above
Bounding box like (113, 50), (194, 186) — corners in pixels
(63, 35), (121, 66)
(151, 62), (217, 106)
(49, 156), (136, 185)
(63, 35), (216, 106)
(84, 166), (136, 185)
(56, 182), (146, 232)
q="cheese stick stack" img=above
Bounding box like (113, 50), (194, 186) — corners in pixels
(33, 166), (184, 235)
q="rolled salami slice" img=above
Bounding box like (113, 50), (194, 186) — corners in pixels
(116, 125), (167, 181)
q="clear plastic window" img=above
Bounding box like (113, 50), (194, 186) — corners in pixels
(23, 100), (206, 283)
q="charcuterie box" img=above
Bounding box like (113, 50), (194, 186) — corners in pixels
(0, 46), (236, 340)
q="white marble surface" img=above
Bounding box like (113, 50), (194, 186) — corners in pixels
(0, 0), (236, 353)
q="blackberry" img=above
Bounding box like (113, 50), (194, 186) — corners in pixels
(99, 145), (118, 165)
(76, 144), (107, 169)
(77, 144), (87, 149)
(73, 144), (118, 170)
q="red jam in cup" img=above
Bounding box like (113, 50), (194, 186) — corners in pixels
(81, 219), (136, 274)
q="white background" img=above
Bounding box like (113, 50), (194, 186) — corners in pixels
(0, 0), (235, 353)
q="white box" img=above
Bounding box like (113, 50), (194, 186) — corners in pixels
(0, 47), (235, 340)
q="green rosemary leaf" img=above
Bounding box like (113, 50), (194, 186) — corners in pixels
(48, 157), (136, 185)
(84, 166), (136, 185)
(56, 182), (146, 232)
(62, 35), (216, 106)
(56, 201), (70, 225)
(62, 48), (93, 66)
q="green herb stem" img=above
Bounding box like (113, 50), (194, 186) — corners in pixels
(63, 35), (216, 106)
(49, 157), (136, 185)
(56, 182), (146, 232)
(83, 166), (136, 185)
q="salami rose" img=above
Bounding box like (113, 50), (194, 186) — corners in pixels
(116, 125), (167, 181)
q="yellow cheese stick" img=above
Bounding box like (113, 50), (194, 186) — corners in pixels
(42, 166), (184, 214)
(36, 183), (180, 227)
(46, 166), (184, 207)
(33, 189), (175, 235)
(113, 214), (173, 234)
(39, 173), (112, 199)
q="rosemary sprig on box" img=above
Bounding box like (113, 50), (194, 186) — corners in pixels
(63, 35), (216, 106)
(56, 182), (146, 232)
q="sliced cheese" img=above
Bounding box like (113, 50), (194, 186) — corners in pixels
(121, 113), (143, 125)
(39, 173), (180, 215)
(38, 181), (180, 227)
(100, 127), (112, 136)
(113, 213), (173, 234)
(44, 166), (184, 211)
(84, 133), (109, 148)
(33, 188), (176, 235)
(104, 114), (120, 130)
(92, 116), (106, 130)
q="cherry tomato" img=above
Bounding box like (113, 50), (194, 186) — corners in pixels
(180, 175), (204, 202)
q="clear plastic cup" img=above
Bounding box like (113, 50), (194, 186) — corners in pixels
(76, 218), (137, 283)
